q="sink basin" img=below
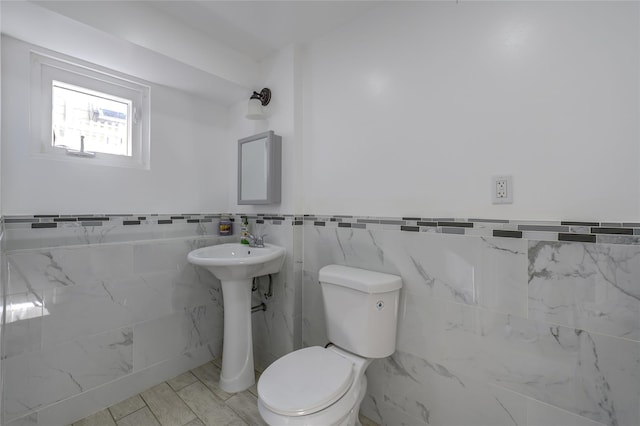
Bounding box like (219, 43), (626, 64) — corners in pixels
(188, 243), (285, 281)
(187, 242), (286, 393)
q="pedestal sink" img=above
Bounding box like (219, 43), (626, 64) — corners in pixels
(187, 243), (285, 393)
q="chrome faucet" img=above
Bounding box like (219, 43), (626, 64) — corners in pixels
(247, 233), (267, 248)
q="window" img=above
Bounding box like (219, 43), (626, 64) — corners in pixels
(52, 81), (132, 157)
(30, 51), (150, 169)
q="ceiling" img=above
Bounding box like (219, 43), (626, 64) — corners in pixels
(148, 1), (380, 61)
(4, 1), (381, 104)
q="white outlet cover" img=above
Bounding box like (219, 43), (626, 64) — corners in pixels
(492, 175), (513, 204)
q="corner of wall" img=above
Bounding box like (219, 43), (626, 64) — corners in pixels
(229, 44), (300, 216)
(0, 2), (5, 422)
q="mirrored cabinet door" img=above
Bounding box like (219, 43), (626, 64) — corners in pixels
(237, 130), (281, 205)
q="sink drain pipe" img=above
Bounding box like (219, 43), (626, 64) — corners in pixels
(251, 303), (266, 313)
(250, 274), (273, 314)
(252, 275), (273, 300)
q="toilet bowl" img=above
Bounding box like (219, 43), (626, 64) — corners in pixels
(258, 345), (371, 426)
(257, 265), (402, 426)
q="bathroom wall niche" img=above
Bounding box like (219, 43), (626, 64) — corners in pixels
(237, 130), (282, 205)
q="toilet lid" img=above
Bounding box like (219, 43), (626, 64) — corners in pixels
(258, 346), (354, 416)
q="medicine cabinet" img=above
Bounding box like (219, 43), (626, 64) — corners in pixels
(237, 130), (282, 205)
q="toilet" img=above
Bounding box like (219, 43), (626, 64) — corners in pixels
(257, 264), (403, 426)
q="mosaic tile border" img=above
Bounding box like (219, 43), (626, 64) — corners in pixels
(3, 214), (640, 246)
(5, 214), (226, 228)
(302, 215), (640, 245)
(2, 213), (304, 229)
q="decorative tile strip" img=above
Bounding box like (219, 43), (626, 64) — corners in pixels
(380, 219), (406, 225)
(5, 218), (38, 223)
(438, 221), (473, 228)
(77, 216), (110, 221)
(558, 233), (597, 243)
(417, 221), (438, 227)
(470, 218), (510, 223)
(561, 221), (600, 226)
(357, 219), (380, 224)
(598, 234), (640, 244)
(493, 230), (523, 239)
(518, 224), (569, 232)
(31, 222), (57, 229)
(591, 227), (634, 235)
(299, 215), (640, 245)
(5, 213), (640, 247)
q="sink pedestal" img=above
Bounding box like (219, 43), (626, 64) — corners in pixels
(219, 279), (255, 393)
(186, 243), (285, 394)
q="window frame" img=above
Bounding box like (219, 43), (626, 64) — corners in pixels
(30, 51), (150, 169)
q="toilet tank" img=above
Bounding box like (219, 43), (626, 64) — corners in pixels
(319, 265), (402, 359)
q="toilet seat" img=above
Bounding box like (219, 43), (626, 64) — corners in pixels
(258, 346), (354, 416)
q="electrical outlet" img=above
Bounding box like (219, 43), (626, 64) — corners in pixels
(492, 175), (513, 204)
(496, 179), (507, 198)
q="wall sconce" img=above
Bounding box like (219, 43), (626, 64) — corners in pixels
(246, 88), (271, 120)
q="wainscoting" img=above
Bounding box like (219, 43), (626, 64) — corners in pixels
(2, 213), (638, 426)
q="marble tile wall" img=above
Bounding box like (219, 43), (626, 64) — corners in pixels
(3, 212), (639, 426)
(2, 214), (229, 251)
(239, 215), (303, 371)
(0, 218), (236, 425)
(1, 228), (6, 426)
(302, 219), (640, 426)
(0, 213), (302, 426)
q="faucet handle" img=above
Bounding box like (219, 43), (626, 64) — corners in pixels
(255, 234), (267, 247)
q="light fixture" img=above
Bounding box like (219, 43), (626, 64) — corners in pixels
(246, 87), (271, 120)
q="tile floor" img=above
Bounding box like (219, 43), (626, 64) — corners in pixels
(72, 358), (378, 426)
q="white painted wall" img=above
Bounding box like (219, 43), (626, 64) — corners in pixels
(30, 0), (258, 89)
(0, 3), (2, 218)
(0, 4), (3, 424)
(301, 1), (640, 220)
(1, 1), (247, 105)
(229, 45), (300, 215)
(3, 1), (638, 220)
(1, 36), (230, 215)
